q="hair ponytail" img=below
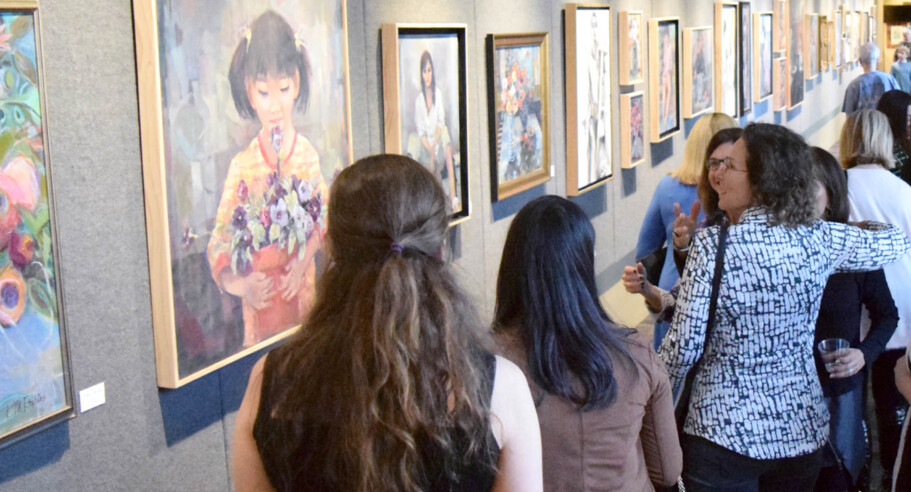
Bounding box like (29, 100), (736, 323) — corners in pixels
(266, 155), (493, 491)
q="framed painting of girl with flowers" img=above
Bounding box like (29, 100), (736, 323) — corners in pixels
(381, 24), (470, 224)
(487, 32), (550, 201)
(134, 0), (352, 388)
(0, 1), (75, 450)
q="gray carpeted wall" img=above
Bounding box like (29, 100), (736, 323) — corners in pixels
(0, 0), (866, 489)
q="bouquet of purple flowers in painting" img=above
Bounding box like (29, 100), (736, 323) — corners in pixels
(228, 172), (324, 276)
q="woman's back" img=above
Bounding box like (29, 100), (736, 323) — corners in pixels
(253, 345), (500, 492)
(497, 330), (679, 492)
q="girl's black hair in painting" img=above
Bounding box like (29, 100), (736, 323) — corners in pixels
(419, 51), (435, 106)
(493, 196), (635, 410)
(229, 10), (312, 119)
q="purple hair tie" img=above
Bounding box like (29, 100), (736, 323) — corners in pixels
(390, 242), (404, 253)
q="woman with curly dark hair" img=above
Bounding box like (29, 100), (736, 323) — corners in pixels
(659, 123), (910, 491)
(231, 155), (543, 492)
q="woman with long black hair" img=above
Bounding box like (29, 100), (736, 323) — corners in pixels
(494, 196), (682, 491)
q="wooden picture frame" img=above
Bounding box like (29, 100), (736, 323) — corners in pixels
(819, 16), (829, 72)
(381, 24), (470, 222)
(828, 20), (836, 66)
(620, 91), (646, 169)
(648, 17), (680, 143)
(0, 0), (75, 450)
(487, 32), (550, 201)
(739, 2), (752, 116)
(805, 14), (819, 79)
(787, 0), (805, 109)
(753, 12), (773, 102)
(774, 0), (788, 53)
(134, 0), (353, 388)
(683, 26), (714, 118)
(618, 11), (644, 86)
(565, 5), (612, 196)
(834, 7), (843, 68)
(715, 2), (739, 118)
(773, 55), (788, 111)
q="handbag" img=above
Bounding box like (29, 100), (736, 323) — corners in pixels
(674, 223), (729, 432)
(640, 246), (667, 286)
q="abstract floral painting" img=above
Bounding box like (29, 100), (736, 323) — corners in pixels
(0, 5), (73, 449)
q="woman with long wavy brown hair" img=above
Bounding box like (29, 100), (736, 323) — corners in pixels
(232, 154), (542, 492)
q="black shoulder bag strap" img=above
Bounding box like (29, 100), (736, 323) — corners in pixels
(674, 222), (729, 430)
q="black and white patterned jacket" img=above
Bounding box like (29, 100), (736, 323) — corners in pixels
(659, 207), (910, 459)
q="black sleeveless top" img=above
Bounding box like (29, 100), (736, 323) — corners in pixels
(253, 348), (500, 491)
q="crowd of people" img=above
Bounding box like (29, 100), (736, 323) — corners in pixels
(225, 41), (911, 492)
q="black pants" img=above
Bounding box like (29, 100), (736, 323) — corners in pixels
(872, 348), (909, 484)
(682, 434), (823, 491)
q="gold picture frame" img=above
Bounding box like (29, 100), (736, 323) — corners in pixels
(618, 11), (644, 85)
(620, 91), (646, 169)
(683, 26), (714, 118)
(133, 0), (353, 388)
(565, 4), (612, 196)
(487, 32), (550, 201)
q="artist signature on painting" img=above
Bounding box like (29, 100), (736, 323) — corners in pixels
(1, 392), (46, 421)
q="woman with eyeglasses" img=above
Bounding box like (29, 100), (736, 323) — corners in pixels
(658, 123), (910, 490)
(624, 127), (742, 322)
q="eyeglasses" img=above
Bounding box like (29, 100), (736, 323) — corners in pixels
(705, 157), (747, 173)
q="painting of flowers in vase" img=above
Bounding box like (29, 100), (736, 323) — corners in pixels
(0, 5), (74, 450)
(488, 32), (550, 201)
(134, 0), (352, 387)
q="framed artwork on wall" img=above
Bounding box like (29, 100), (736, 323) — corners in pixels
(648, 17), (680, 143)
(683, 26), (713, 118)
(381, 24), (469, 221)
(805, 14), (819, 79)
(773, 56), (788, 111)
(843, 8), (853, 65)
(133, 0), (353, 388)
(788, 0), (805, 108)
(854, 11), (862, 62)
(739, 2), (752, 116)
(565, 5), (612, 196)
(834, 8), (843, 68)
(819, 16), (829, 72)
(618, 11), (644, 86)
(890, 25), (904, 48)
(867, 13), (874, 44)
(715, 3), (739, 118)
(828, 20), (836, 66)
(619, 91), (645, 169)
(0, 0), (75, 450)
(487, 32), (550, 201)
(774, 0), (788, 53)
(753, 12), (773, 102)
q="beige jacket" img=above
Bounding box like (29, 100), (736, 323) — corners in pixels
(497, 330), (681, 491)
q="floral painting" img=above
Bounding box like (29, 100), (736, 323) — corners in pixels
(489, 33), (550, 201)
(134, 0), (352, 387)
(0, 7), (73, 448)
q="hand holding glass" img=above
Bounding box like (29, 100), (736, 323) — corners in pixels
(818, 338), (850, 373)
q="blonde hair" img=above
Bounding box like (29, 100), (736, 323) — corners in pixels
(671, 112), (738, 185)
(840, 109), (895, 170)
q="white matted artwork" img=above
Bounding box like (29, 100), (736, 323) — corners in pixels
(565, 5), (612, 195)
(754, 12), (773, 102)
(715, 2), (739, 118)
(683, 26), (713, 118)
